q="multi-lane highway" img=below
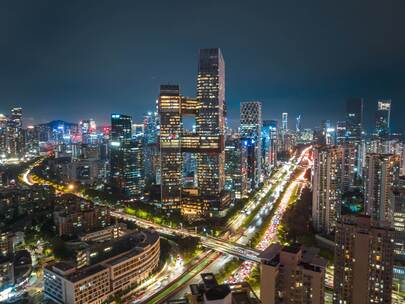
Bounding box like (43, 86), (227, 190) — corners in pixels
(20, 147), (311, 304)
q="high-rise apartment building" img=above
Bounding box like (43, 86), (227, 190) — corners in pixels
(376, 100), (391, 138)
(312, 145), (344, 234)
(260, 243), (327, 304)
(240, 101), (262, 190)
(333, 215), (394, 304)
(391, 179), (405, 263)
(158, 49), (229, 216)
(312, 143), (356, 234)
(364, 153), (400, 225)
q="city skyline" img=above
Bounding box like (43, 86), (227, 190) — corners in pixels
(1, 2), (405, 303)
(0, 1), (404, 133)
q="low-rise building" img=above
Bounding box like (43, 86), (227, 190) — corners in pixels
(53, 199), (111, 237)
(44, 229), (160, 304)
(185, 273), (260, 304)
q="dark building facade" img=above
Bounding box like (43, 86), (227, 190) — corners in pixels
(345, 98), (363, 142)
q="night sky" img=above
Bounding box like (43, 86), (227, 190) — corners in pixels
(0, 0), (404, 133)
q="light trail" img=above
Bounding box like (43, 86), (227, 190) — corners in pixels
(227, 147), (310, 284)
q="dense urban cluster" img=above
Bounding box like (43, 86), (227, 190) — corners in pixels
(0, 48), (404, 304)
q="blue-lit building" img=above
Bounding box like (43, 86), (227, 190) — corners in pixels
(240, 101), (262, 191)
(36, 120), (79, 144)
(143, 111), (160, 186)
(262, 119), (278, 175)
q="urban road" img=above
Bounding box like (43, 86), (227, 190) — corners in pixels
(20, 147), (311, 304)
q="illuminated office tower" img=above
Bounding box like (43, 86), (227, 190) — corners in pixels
(0, 114), (7, 159)
(196, 48), (226, 211)
(269, 120), (278, 167)
(312, 145), (344, 234)
(240, 101), (262, 189)
(295, 114), (301, 133)
(158, 49), (229, 216)
(376, 100), (391, 138)
(110, 114), (142, 198)
(281, 112), (288, 131)
(225, 133), (247, 199)
(80, 118), (97, 144)
(346, 98), (363, 141)
(25, 125), (39, 156)
(5, 107), (24, 158)
(262, 120), (278, 174)
(364, 153), (400, 225)
(335, 121), (347, 144)
(143, 111), (160, 185)
(158, 85), (183, 208)
(333, 215), (394, 304)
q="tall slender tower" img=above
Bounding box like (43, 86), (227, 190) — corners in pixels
(312, 145), (344, 234)
(110, 114), (141, 198)
(375, 100), (391, 138)
(240, 101), (262, 190)
(196, 48), (226, 209)
(282, 112), (288, 131)
(346, 98), (363, 142)
(158, 85), (183, 207)
(364, 153), (400, 225)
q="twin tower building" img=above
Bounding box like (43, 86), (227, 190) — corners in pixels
(158, 48), (231, 216)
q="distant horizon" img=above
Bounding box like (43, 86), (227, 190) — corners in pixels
(7, 98), (402, 137)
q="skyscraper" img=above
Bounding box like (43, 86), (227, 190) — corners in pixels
(262, 120), (278, 174)
(80, 118), (97, 144)
(225, 133), (247, 199)
(196, 48), (226, 211)
(281, 112), (288, 132)
(335, 121), (347, 144)
(240, 101), (262, 190)
(109, 114), (143, 198)
(346, 97), (363, 142)
(391, 178), (405, 263)
(333, 215), (394, 304)
(5, 107), (24, 158)
(158, 85), (183, 208)
(375, 100), (391, 138)
(312, 145), (344, 234)
(158, 48), (230, 216)
(143, 111), (160, 186)
(364, 153), (400, 225)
